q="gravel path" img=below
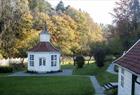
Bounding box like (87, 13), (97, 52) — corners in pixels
(8, 69), (72, 76)
(90, 76), (105, 95)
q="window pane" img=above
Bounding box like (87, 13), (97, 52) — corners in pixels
(54, 55), (57, 60)
(39, 58), (42, 66)
(30, 61), (34, 66)
(51, 55), (57, 66)
(54, 61), (57, 66)
(51, 61), (53, 66)
(43, 59), (46, 66)
(30, 55), (34, 60)
(32, 61), (34, 66)
(51, 55), (53, 60)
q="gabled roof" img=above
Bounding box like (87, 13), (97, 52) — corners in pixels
(28, 42), (59, 52)
(114, 40), (140, 74)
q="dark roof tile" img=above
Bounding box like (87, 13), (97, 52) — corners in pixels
(28, 42), (59, 52)
(114, 40), (140, 74)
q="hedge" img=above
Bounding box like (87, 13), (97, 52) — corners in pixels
(0, 66), (13, 73)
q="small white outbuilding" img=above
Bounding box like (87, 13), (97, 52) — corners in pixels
(28, 28), (61, 73)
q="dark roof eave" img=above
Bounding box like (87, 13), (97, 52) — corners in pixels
(115, 63), (140, 76)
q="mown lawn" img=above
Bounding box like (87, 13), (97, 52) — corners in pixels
(72, 62), (118, 86)
(61, 64), (74, 69)
(0, 73), (11, 77)
(0, 76), (94, 95)
(73, 63), (96, 75)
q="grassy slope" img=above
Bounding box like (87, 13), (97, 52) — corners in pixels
(0, 76), (94, 95)
(72, 62), (118, 86)
(95, 64), (118, 86)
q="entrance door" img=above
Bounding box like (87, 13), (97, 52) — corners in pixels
(39, 58), (46, 72)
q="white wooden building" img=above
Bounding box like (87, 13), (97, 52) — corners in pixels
(114, 40), (140, 95)
(28, 28), (61, 73)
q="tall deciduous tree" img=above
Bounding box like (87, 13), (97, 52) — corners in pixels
(112, 0), (140, 50)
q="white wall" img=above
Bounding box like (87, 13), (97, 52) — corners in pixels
(135, 77), (140, 95)
(118, 67), (132, 95)
(28, 52), (60, 73)
(40, 33), (50, 42)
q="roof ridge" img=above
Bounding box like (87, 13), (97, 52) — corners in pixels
(122, 39), (140, 56)
(113, 39), (140, 63)
(114, 39), (140, 75)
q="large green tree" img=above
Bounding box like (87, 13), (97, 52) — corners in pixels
(111, 0), (140, 50)
(0, 0), (105, 58)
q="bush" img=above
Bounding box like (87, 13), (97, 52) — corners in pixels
(75, 55), (85, 68)
(10, 63), (25, 71)
(93, 47), (106, 67)
(0, 66), (13, 73)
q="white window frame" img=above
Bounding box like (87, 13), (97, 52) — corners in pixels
(121, 68), (125, 74)
(51, 55), (57, 66)
(30, 55), (34, 66)
(39, 58), (46, 66)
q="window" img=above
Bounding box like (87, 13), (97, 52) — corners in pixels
(121, 68), (125, 74)
(51, 55), (57, 66)
(30, 55), (34, 60)
(121, 75), (124, 87)
(39, 58), (46, 66)
(30, 55), (34, 66)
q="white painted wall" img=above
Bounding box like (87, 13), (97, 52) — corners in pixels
(118, 67), (132, 95)
(135, 77), (140, 95)
(40, 33), (50, 42)
(28, 52), (60, 73)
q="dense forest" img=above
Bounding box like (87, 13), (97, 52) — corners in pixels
(0, 0), (104, 58)
(0, 0), (140, 59)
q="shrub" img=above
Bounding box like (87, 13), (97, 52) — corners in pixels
(10, 63), (25, 71)
(93, 47), (106, 67)
(75, 55), (85, 68)
(0, 66), (13, 73)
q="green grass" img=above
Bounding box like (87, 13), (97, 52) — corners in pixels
(0, 73), (11, 77)
(61, 64), (74, 69)
(73, 62), (118, 86)
(95, 62), (118, 86)
(73, 63), (97, 75)
(0, 76), (94, 95)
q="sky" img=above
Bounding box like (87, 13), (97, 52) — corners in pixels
(47, 0), (117, 24)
